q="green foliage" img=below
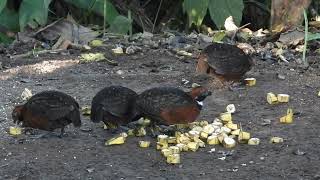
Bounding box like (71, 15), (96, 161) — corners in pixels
(19, 0), (51, 30)
(183, 0), (209, 27)
(64, 0), (119, 24)
(302, 9), (308, 66)
(182, 0), (244, 29)
(0, 32), (14, 44)
(0, 7), (19, 31)
(208, 0), (244, 28)
(108, 15), (132, 34)
(63, 0), (131, 34)
(0, 0), (7, 13)
(307, 33), (320, 41)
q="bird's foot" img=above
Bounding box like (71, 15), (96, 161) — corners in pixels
(29, 131), (63, 139)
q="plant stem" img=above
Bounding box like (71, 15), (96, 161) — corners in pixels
(103, 0), (107, 37)
(302, 9), (309, 67)
(128, 10), (132, 37)
(152, 0), (163, 33)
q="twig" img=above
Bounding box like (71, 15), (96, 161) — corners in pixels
(128, 10), (132, 37)
(103, 0), (107, 37)
(152, 0), (163, 33)
(238, 23), (251, 30)
(142, 0), (152, 8)
(302, 9), (309, 67)
(0, 164), (8, 168)
(10, 49), (66, 59)
(139, 15), (145, 32)
(231, 23), (251, 42)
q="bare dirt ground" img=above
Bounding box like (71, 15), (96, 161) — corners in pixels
(0, 42), (320, 180)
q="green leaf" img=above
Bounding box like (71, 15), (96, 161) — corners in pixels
(0, 7), (19, 31)
(19, 0), (52, 30)
(183, 0), (209, 27)
(307, 32), (320, 41)
(108, 15), (132, 34)
(0, 32), (14, 44)
(208, 0), (244, 29)
(212, 31), (226, 42)
(64, 0), (119, 24)
(0, 0), (7, 13)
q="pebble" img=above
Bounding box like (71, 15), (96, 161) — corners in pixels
(277, 73), (286, 80)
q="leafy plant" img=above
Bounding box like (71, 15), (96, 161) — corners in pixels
(183, 0), (209, 27)
(63, 0), (132, 34)
(64, 0), (119, 24)
(307, 32), (320, 41)
(19, 0), (52, 30)
(0, 0), (6, 13)
(0, 32), (14, 44)
(0, 7), (20, 31)
(208, 0), (244, 28)
(182, 0), (244, 29)
(0, 0), (132, 40)
(0, 0), (51, 32)
(302, 9), (320, 67)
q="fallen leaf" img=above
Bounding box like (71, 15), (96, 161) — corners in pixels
(35, 16), (100, 47)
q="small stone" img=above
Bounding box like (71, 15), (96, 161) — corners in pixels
(208, 148), (216, 153)
(277, 73), (286, 80)
(293, 149), (306, 156)
(112, 46), (124, 54)
(125, 45), (142, 55)
(116, 70), (124, 75)
(141, 32), (153, 39)
(21, 88), (32, 101)
(86, 167), (95, 173)
(261, 119), (271, 126)
(20, 78), (33, 83)
(232, 166), (239, 172)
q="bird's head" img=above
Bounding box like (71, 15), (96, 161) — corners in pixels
(189, 83), (212, 107)
(12, 105), (24, 124)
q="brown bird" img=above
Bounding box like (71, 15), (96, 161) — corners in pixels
(12, 90), (81, 138)
(196, 43), (253, 88)
(90, 86), (139, 132)
(133, 85), (211, 135)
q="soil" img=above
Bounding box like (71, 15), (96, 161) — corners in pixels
(0, 41), (320, 180)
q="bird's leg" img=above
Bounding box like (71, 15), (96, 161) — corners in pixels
(58, 127), (67, 138)
(29, 131), (51, 139)
(29, 128), (66, 139)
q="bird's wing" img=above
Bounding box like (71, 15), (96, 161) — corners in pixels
(26, 93), (78, 121)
